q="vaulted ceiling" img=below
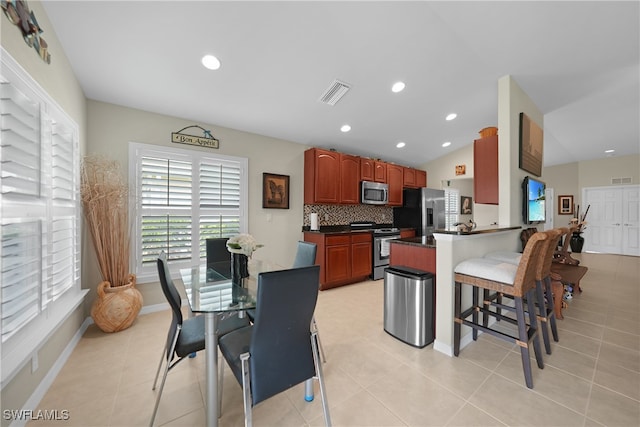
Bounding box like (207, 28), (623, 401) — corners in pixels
(42, 1), (639, 168)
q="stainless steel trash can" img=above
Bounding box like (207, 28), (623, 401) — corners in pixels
(384, 266), (435, 348)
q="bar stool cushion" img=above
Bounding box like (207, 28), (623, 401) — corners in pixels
(484, 251), (521, 265)
(455, 258), (517, 285)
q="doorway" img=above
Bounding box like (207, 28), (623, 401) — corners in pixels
(583, 185), (639, 256)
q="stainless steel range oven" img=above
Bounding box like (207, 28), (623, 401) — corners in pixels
(372, 228), (400, 280)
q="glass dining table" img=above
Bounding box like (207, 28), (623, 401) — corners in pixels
(179, 259), (278, 427)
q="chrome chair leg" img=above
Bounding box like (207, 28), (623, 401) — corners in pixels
(150, 331), (180, 427)
(240, 353), (252, 427)
(312, 317), (327, 363)
(218, 350), (224, 417)
(152, 342), (168, 390)
(312, 331), (332, 427)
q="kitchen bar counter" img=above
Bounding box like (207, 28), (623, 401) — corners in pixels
(431, 226), (522, 357)
(434, 225), (521, 235)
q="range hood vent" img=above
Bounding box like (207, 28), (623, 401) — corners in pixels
(319, 79), (351, 106)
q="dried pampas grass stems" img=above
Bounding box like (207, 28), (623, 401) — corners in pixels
(81, 155), (130, 287)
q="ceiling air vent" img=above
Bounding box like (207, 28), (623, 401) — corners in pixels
(319, 79), (351, 106)
(611, 177), (632, 185)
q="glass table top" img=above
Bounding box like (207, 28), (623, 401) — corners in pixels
(179, 259), (281, 313)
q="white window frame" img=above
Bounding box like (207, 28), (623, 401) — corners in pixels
(1, 48), (85, 388)
(129, 142), (248, 282)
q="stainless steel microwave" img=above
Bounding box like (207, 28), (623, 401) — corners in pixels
(361, 181), (388, 205)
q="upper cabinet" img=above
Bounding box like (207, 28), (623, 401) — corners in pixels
(374, 161), (387, 183)
(473, 135), (499, 204)
(387, 163), (403, 206)
(360, 158), (375, 181)
(304, 148), (341, 204)
(340, 154), (360, 204)
(416, 169), (427, 187)
(403, 167), (427, 188)
(304, 148), (360, 204)
(305, 147), (427, 206)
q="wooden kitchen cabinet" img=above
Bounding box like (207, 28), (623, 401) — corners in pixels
(416, 170), (427, 187)
(304, 148), (340, 204)
(340, 154), (360, 204)
(400, 229), (416, 238)
(360, 158), (375, 181)
(304, 231), (372, 290)
(351, 233), (372, 278)
(374, 161), (387, 183)
(386, 163), (404, 206)
(403, 167), (416, 187)
(304, 148), (359, 204)
(473, 135), (498, 204)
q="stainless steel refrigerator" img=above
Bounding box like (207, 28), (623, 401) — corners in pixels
(393, 187), (445, 236)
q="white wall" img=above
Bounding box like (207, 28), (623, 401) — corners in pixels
(87, 100), (310, 307)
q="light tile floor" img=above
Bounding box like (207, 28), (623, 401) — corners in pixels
(30, 253), (639, 426)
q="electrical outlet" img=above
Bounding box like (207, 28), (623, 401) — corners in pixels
(324, 213), (329, 221)
(382, 214), (386, 220)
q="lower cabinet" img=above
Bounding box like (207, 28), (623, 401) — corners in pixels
(304, 231), (372, 290)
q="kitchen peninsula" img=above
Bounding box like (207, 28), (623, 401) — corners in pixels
(431, 225), (522, 356)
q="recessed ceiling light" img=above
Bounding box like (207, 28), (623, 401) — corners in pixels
(391, 81), (406, 93)
(201, 54), (221, 70)
(605, 149), (615, 153)
(446, 113), (457, 121)
(340, 124), (351, 133)
(396, 142), (406, 148)
(442, 141), (452, 148)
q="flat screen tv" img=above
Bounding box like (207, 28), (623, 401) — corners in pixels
(522, 176), (546, 224)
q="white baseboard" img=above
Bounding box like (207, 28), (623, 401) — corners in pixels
(11, 317), (92, 427)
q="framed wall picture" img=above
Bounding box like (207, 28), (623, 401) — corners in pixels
(519, 112), (544, 177)
(262, 173), (290, 209)
(461, 196), (473, 214)
(455, 164), (466, 176)
(558, 195), (573, 215)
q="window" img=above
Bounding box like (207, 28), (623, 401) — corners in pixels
(444, 188), (460, 228)
(1, 48), (83, 385)
(129, 143), (247, 282)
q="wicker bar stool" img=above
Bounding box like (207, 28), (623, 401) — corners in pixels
(454, 232), (548, 389)
(483, 228), (563, 354)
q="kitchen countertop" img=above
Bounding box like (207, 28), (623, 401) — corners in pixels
(391, 236), (436, 248)
(434, 225), (521, 236)
(302, 225), (413, 235)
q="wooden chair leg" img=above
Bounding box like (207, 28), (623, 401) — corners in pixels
(472, 286), (479, 341)
(514, 296), (534, 389)
(535, 279), (552, 354)
(545, 277), (559, 342)
(526, 289), (545, 370)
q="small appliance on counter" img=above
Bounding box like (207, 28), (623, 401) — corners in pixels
(393, 187), (445, 236)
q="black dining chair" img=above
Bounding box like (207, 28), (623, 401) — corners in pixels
(246, 241), (327, 363)
(150, 252), (249, 427)
(218, 265), (331, 427)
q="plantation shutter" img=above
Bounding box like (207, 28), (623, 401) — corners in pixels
(140, 157), (192, 264)
(444, 188), (460, 229)
(1, 75), (80, 343)
(199, 160), (241, 258)
(131, 143), (247, 282)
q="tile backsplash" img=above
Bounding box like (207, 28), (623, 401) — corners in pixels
(303, 204), (393, 226)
